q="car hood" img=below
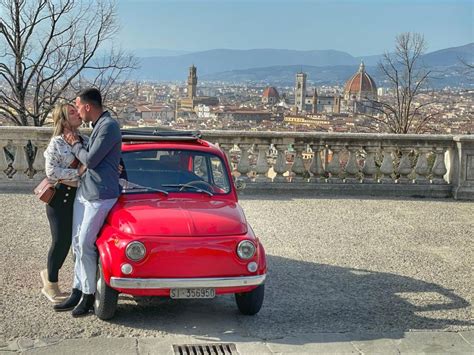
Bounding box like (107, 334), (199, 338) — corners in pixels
(107, 197), (248, 237)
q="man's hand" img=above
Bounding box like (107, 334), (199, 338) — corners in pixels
(78, 164), (87, 177)
(63, 129), (80, 146)
(118, 164), (124, 175)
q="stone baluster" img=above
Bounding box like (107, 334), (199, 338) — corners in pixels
(397, 148), (413, 184)
(344, 145), (361, 183)
(431, 146), (448, 184)
(218, 143), (235, 172)
(0, 141), (10, 179)
(362, 146), (378, 183)
(309, 143), (325, 183)
(254, 144), (270, 182)
(11, 140), (30, 181)
(237, 144), (252, 181)
(32, 141), (48, 180)
(326, 145), (343, 183)
(273, 144), (288, 182)
(290, 143), (307, 182)
(414, 147), (431, 184)
(379, 147), (395, 183)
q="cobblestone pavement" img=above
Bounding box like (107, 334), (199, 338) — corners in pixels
(0, 193), (473, 352)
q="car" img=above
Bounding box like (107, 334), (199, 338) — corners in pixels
(93, 130), (267, 320)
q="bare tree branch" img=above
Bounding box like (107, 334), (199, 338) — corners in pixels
(365, 32), (437, 134)
(0, 0), (136, 127)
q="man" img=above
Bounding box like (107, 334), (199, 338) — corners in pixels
(54, 88), (122, 317)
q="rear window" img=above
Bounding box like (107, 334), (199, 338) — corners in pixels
(121, 149), (231, 195)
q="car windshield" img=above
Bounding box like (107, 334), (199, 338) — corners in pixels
(121, 149), (231, 195)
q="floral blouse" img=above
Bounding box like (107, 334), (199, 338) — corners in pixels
(44, 134), (89, 182)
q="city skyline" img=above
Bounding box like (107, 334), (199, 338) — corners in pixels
(118, 0), (473, 56)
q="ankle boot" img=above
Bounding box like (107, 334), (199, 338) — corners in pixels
(40, 269), (68, 303)
(53, 288), (82, 312)
(72, 293), (95, 317)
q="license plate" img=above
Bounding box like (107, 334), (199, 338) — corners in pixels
(170, 288), (215, 299)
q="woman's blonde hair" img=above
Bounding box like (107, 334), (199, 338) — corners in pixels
(51, 103), (74, 137)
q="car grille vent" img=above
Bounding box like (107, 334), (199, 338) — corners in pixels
(173, 343), (238, 355)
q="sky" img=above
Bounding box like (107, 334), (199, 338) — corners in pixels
(117, 0), (473, 56)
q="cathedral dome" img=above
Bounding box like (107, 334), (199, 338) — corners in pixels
(262, 87), (279, 99)
(344, 62), (377, 99)
(262, 87), (280, 105)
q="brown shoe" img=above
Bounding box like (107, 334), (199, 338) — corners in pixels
(40, 269), (68, 303)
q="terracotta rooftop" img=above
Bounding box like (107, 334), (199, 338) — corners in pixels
(344, 62), (377, 94)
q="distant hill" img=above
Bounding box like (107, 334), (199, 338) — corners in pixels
(136, 49), (358, 80)
(421, 43), (473, 66)
(202, 65), (362, 85)
(132, 44), (474, 86)
(201, 64), (472, 88)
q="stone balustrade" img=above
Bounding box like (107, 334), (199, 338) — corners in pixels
(0, 127), (473, 199)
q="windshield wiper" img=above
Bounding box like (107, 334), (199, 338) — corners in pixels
(162, 183), (214, 196)
(120, 179), (168, 195)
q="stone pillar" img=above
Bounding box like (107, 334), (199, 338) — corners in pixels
(362, 146), (378, 183)
(32, 141), (48, 181)
(0, 141), (10, 179)
(414, 147), (431, 184)
(432, 146), (448, 185)
(219, 143), (235, 173)
(254, 144), (270, 182)
(397, 148), (413, 184)
(379, 147), (394, 183)
(11, 140), (30, 181)
(309, 143), (325, 183)
(273, 144), (288, 182)
(449, 136), (474, 199)
(344, 146), (361, 183)
(326, 145), (342, 183)
(237, 144), (252, 182)
(291, 143), (306, 182)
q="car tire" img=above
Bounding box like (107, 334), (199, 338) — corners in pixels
(94, 260), (119, 320)
(235, 284), (264, 315)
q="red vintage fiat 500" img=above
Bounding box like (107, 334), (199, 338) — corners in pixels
(93, 131), (266, 320)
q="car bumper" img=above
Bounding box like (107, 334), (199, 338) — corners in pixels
(110, 274), (266, 289)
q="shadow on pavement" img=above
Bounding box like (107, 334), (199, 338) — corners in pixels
(106, 255), (472, 343)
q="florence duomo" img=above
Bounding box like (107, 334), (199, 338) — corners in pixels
(289, 62), (378, 115)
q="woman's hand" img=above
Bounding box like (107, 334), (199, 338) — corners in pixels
(63, 128), (80, 146)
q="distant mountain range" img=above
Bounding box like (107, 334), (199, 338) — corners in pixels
(132, 43), (474, 87)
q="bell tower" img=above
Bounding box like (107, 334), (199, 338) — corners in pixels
(187, 65), (197, 99)
(294, 72), (307, 113)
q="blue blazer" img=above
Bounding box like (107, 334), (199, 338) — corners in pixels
(72, 111), (122, 200)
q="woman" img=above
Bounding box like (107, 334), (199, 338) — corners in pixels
(40, 103), (88, 303)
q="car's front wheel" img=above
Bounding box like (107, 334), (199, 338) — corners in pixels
(94, 260), (119, 320)
(235, 284), (264, 315)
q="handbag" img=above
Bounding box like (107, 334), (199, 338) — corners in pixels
(34, 178), (58, 204)
(33, 158), (80, 204)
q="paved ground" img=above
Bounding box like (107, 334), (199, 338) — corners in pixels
(0, 193), (473, 353)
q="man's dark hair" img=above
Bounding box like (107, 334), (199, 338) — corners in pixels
(78, 88), (102, 108)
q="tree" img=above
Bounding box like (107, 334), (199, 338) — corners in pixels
(0, 0), (136, 127)
(367, 32), (437, 134)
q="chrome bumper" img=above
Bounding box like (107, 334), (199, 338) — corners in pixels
(110, 274), (266, 289)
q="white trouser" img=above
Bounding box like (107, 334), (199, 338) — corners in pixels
(71, 187), (117, 294)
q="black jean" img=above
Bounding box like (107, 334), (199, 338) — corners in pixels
(45, 183), (77, 282)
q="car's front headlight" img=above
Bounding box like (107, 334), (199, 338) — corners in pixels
(237, 240), (256, 260)
(125, 241), (146, 261)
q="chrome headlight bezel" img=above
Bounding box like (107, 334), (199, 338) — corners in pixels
(125, 241), (146, 261)
(237, 240), (256, 260)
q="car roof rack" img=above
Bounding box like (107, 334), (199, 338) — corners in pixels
(121, 129), (202, 142)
